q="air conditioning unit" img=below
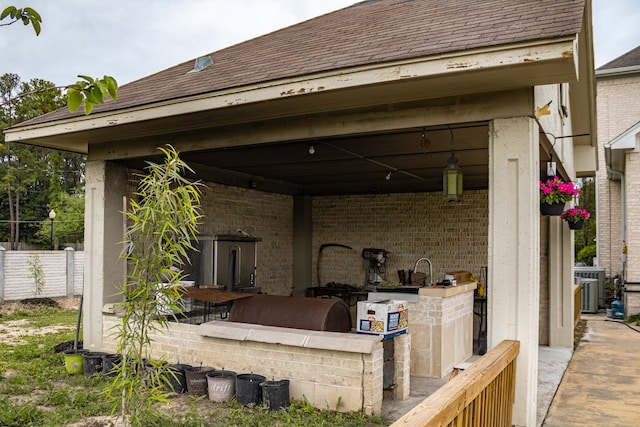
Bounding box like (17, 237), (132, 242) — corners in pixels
(575, 267), (606, 308)
(580, 278), (598, 313)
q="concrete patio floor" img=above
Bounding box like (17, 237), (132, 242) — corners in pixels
(542, 312), (640, 426)
(382, 314), (638, 425)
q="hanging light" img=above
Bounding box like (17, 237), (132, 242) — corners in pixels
(308, 144), (315, 155)
(385, 171), (392, 181)
(546, 152), (557, 177)
(443, 152), (463, 202)
(420, 127), (431, 151)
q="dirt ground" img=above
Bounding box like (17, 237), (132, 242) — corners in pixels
(0, 297), (230, 427)
(0, 297), (80, 346)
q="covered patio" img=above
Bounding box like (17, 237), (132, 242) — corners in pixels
(4, 1), (597, 424)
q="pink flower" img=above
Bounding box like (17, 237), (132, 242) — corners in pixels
(540, 177), (579, 204)
(561, 208), (590, 222)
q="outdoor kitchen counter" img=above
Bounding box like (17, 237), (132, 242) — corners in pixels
(418, 281), (477, 296)
(410, 281), (476, 378)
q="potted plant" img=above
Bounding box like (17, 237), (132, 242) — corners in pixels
(561, 207), (590, 230)
(539, 176), (579, 215)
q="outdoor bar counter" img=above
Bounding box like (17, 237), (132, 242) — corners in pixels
(370, 282), (476, 378)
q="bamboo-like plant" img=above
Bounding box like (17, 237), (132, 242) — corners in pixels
(104, 145), (202, 426)
(27, 254), (45, 296)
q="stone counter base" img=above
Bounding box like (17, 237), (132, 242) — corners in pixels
(411, 282), (476, 377)
(101, 316), (411, 415)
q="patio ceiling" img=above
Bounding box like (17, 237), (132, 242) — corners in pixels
(125, 122), (490, 196)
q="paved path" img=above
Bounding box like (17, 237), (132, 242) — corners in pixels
(542, 313), (640, 426)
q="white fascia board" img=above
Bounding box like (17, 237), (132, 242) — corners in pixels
(606, 121), (640, 151)
(4, 37), (577, 144)
(595, 65), (640, 78)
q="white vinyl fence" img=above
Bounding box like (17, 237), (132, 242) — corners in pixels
(0, 248), (84, 302)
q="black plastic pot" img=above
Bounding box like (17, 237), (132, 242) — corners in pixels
(101, 353), (122, 377)
(236, 373), (266, 406)
(184, 366), (213, 395)
(261, 379), (290, 411)
(165, 364), (191, 394)
(83, 352), (109, 376)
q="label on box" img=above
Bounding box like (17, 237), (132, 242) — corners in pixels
(356, 300), (408, 336)
(388, 311), (400, 330)
(359, 319), (372, 332)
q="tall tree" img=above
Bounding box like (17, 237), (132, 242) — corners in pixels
(575, 177), (596, 264)
(0, 73), (78, 248)
(2, 4), (119, 247)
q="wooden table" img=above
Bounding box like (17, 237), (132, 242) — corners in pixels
(180, 287), (256, 304)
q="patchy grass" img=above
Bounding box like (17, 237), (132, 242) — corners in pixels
(0, 300), (388, 427)
(626, 313), (640, 326)
(574, 318), (588, 350)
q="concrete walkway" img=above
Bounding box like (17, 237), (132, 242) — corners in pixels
(542, 313), (640, 426)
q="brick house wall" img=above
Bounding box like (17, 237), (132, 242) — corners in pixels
(596, 74), (640, 277)
(626, 154), (640, 282)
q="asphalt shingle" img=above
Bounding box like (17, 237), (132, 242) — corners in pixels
(18, 0), (585, 126)
(598, 45), (640, 70)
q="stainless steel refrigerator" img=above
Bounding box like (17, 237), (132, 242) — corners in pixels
(185, 234), (261, 292)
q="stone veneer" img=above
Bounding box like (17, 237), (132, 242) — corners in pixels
(402, 282), (475, 378)
(101, 315), (410, 415)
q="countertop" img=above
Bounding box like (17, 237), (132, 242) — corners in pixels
(418, 281), (477, 297)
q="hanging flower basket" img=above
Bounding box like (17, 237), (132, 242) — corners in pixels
(561, 208), (590, 230)
(540, 201), (565, 216)
(540, 177), (579, 216)
(567, 220), (584, 230)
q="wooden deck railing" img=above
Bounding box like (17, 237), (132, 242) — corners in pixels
(391, 340), (520, 427)
(574, 284), (582, 327)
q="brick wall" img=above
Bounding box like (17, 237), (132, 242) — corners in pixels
(188, 183), (488, 294)
(596, 74), (640, 276)
(626, 154), (640, 289)
(312, 190), (488, 288)
(184, 182), (294, 296)
(101, 315), (408, 415)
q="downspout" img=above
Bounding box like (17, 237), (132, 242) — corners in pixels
(605, 149), (626, 279)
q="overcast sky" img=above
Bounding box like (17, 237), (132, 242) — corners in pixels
(2, 0), (640, 88)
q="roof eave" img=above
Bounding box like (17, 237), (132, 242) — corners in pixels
(569, 0), (597, 150)
(596, 64), (640, 78)
(4, 37), (579, 152)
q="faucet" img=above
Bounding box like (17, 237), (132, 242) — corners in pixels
(412, 257), (433, 287)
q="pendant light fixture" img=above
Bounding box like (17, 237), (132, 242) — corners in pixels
(443, 153), (463, 202)
(443, 126), (463, 202)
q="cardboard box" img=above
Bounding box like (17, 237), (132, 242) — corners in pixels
(357, 300), (408, 337)
(446, 270), (471, 283)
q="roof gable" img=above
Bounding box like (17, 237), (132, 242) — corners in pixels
(598, 45), (640, 70)
(17, 0), (585, 126)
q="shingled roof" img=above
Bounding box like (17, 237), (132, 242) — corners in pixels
(598, 45), (640, 70)
(20, 0), (585, 126)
